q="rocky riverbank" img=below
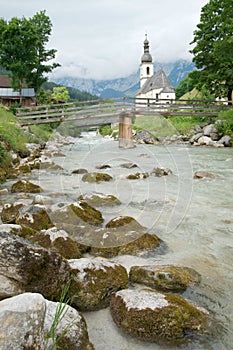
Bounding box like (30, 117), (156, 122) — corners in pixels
(134, 120), (232, 147)
(0, 132), (224, 349)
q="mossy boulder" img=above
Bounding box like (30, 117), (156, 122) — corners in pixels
(150, 167), (172, 177)
(29, 227), (82, 259)
(79, 192), (121, 207)
(16, 163), (31, 175)
(39, 161), (63, 171)
(129, 265), (201, 292)
(110, 288), (210, 344)
(1, 203), (23, 224)
(0, 231), (71, 300)
(82, 172), (113, 183)
(194, 171), (221, 179)
(11, 180), (42, 193)
(16, 205), (53, 233)
(68, 257), (128, 311)
(0, 168), (7, 185)
(86, 229), (160, 258)
(72, 168), (88, 174)
(120, 162), (138, 169)
(126, 172), (149, 180)
(106, 216), (144, 230)
(50, 200), (104, 227)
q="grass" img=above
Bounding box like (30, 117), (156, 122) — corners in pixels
(133, 108), (233, 136)
(0, 105), (31, 162)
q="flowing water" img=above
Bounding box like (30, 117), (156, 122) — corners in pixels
(2, 132), (233, 350)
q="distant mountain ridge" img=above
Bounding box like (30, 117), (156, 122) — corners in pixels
(52, 59), (195, 99)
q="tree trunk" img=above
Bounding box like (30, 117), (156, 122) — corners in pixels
(227, 88), (232, 105)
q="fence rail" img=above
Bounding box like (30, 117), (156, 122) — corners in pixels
(16, 97), (232, 126)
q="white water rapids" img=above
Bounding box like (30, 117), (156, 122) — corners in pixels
(2, 131), (233, 349)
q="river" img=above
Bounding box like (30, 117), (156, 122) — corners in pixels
(3, 131), (233, 350)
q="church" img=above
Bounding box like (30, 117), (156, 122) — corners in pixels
(136, 35), (176, 103)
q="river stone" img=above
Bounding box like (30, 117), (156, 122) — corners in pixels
(129, 265), (201, 292)
(79, 192), (121, 207)
(1, 203), (23, 224)
(44, 298), (94, 350)
(16, 205), (53, 234)
(0, 223), (22, 235)
(50, 201), (104, 227)
(68, 257), (128, 311)
(194, 171), (221, 179)
(106, 216), (144, 230)
(110, 288), (209, 344)
(82, 172), (113, 183)
(134, 130), (158, 144)
(127, 172), (149, 180)
(150, 167), (172, 177)
(203, 124), (217, 136)
(0, 292), (45, 350)
(217, 135), (232, 147)
(95, 164), (111, 169)
(72, 168), (88, 174)
(88, 230), (161, 258)
(197, 136), (216, 146)
(0, 292), (94, 350)
(11, 180), (43, 193)
(189, 132), (203, 144)
(120, 162), (138, 169)
(28, 226), (82, 259)
(0, 231), (71, 300)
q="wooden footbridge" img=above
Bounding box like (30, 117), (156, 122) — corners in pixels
(16, 97), (231, 148)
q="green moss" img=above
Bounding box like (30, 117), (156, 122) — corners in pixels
(82, 172), (112, 183)
(106, 216), (144, 230)
(11, 180), (43, 193)
(129, 265), (201, 292)
(79, 193), (121, 207)
(70, 201), (104, 226)
(110, 289), (208, 344)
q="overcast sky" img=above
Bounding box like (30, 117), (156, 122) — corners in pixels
(1, 0), (208, 80)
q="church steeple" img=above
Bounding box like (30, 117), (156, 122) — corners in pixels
(140, 34), (154, 88)
(141, 34), (152, 63)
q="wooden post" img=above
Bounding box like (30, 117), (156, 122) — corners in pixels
(118, 112), (135, 149)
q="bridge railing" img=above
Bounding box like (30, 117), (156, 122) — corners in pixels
(16, 97), (232, 126)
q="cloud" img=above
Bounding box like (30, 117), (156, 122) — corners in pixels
(1, 0), (208, 79)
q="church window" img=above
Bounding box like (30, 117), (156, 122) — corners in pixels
(146, 67), (150, 75)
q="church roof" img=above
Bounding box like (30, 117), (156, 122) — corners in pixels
(138, 69), (175, 94)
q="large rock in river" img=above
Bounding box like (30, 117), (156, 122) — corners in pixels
(79, 192), (121, 207)
(82, 172), (112, 183)
(50, 201), (104, 227)
(129, 265), (201, 292)
(1, 203), (23, 224)
(0, 231), (71, 300)
(0, 292), (94, 350)
(29, 226), (82, 259)
(110, 288), (210, 344)
(11, 180), (43, 193)
(68, 257), (128, 311)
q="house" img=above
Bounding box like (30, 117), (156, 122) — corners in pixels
(0, 75), (35, 106)
(136, 35), (176, 103)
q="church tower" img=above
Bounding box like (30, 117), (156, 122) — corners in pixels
(140, 34), (154, 88)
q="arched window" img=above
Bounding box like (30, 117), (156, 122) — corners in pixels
(146, 67), (150, 75)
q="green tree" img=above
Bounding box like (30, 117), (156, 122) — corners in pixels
(51, 86), (70, 103)
(27, 11), (60, 96)
(190, 0), (233, 103)
(175, 75), (195, 99)
(0, 11), (60, 103)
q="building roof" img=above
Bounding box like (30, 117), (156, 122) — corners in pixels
(138, 69), (175, 94)
(0, 75), (11, 88)
(0, 75), (35, 97)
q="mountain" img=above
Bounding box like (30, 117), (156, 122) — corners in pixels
(52, 59), (195, 99)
